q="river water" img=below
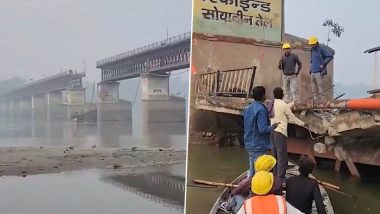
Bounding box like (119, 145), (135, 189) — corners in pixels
(186, 143), (380, 214)
(0, 81), (187, 213)
(0, 165), (185, 214)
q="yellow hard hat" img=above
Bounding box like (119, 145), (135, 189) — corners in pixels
(251, 171), (274, 195)
(255, 155), (277, 172)
(282, 43), (291, 49)
(309, 36), (318, 45)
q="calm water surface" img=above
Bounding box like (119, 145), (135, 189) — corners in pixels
(0, 97), (186, 213)
(0, 164), (185, 214)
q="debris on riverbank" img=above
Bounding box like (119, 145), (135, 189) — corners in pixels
(0, 146), (185, 177)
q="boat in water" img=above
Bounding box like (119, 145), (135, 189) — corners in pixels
(209, 163), (334, 214)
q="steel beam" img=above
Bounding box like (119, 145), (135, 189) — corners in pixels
(97, 32), (190, 82)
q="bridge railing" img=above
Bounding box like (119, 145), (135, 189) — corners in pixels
(195, 67), (257, 98)
(96, 32), (191, 67)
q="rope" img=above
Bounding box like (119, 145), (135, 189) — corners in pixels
(308, 128), (324, 140)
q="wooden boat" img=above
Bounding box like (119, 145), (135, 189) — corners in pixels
(210, 163), (334, 214)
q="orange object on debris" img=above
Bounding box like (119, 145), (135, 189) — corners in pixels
(346, 98), (380, 110)
(191, 64), (197, 74)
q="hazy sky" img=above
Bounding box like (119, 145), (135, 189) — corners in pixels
(0, 0), (191, 82)
(285, 0), (380, 87)
(1, 0), (379, 88)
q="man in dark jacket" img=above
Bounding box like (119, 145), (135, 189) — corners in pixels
(309, 36), (334, 103)
(278, 43), (302, 103)
(243, 86), (278, 177)
(286, 156), (327, 214)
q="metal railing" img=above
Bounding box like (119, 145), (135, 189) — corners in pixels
(195, 67), (256, 98)
(100, 47), (190, 81)
(96, 32), (191, 67)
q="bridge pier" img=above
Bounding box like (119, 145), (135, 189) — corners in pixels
(141, 74), (170, 101)
(17, 99), (30, 111)
(96, 81), (132, 122)
(139, 96), (186, 148)
(97, 81), (119, 103)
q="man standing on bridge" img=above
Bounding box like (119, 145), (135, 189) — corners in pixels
(309, 36), (334, 103)
(278, 43), (302, 103)
(244, 86), (279, 178)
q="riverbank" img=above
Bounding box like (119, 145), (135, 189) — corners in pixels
(0, 146), (185, 177)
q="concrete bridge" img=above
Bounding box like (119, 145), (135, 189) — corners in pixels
(96, 32), (190, 103)
(0, 32), (190, 123)
(0, 71), (87, 118)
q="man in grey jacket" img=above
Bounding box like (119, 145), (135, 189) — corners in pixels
(278, 43), (302, 103)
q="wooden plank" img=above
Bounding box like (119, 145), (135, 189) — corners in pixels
(345, 156), (361, 178)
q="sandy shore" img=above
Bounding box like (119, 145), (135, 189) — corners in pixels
(0, 146), (186, 177)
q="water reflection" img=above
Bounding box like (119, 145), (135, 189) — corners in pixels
(0, 97), (186, 151)
(101, 172), (185, 211)
(0, 167), (184, 214)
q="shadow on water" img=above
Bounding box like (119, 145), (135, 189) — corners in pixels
(186, 143), (380, 214)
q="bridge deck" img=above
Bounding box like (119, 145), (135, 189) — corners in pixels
(96, 32), (191, 82)
(0, 71), (85, 102)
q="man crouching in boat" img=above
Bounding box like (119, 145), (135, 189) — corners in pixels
(219, 155), (282, 213)
(237, 171), (304, 214)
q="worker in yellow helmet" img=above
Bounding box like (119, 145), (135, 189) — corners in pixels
(236, 171), (304, 214)
(278, 42), (302, 103)
(219, 155), (282, 213)
(308, 36), (334, 103)
(255, 154), (277, 172)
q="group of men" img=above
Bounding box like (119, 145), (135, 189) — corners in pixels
(244, 85), (304, 184)
(220, 155), (326, 214)
(279, 36), (334, 103)
(222, 36), (332, 213)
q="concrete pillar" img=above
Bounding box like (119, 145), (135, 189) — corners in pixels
(47, 92), (63, 107)
(96, 81), (132, 122)
(31, 95), (49, 110)
(31, 96), (35, 109)
(141, 97), (186, 123)
(97, 81), (120, 103)
(10, 100), (14, 110)
(45, 92), (66, 121)
(141, 74), (170, 101)
(61, 89), (85, 105)
(46, 93), (50, 107)
(18, 98), (32, 110)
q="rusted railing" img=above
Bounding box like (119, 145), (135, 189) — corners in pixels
(195, 67), (256, 98)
